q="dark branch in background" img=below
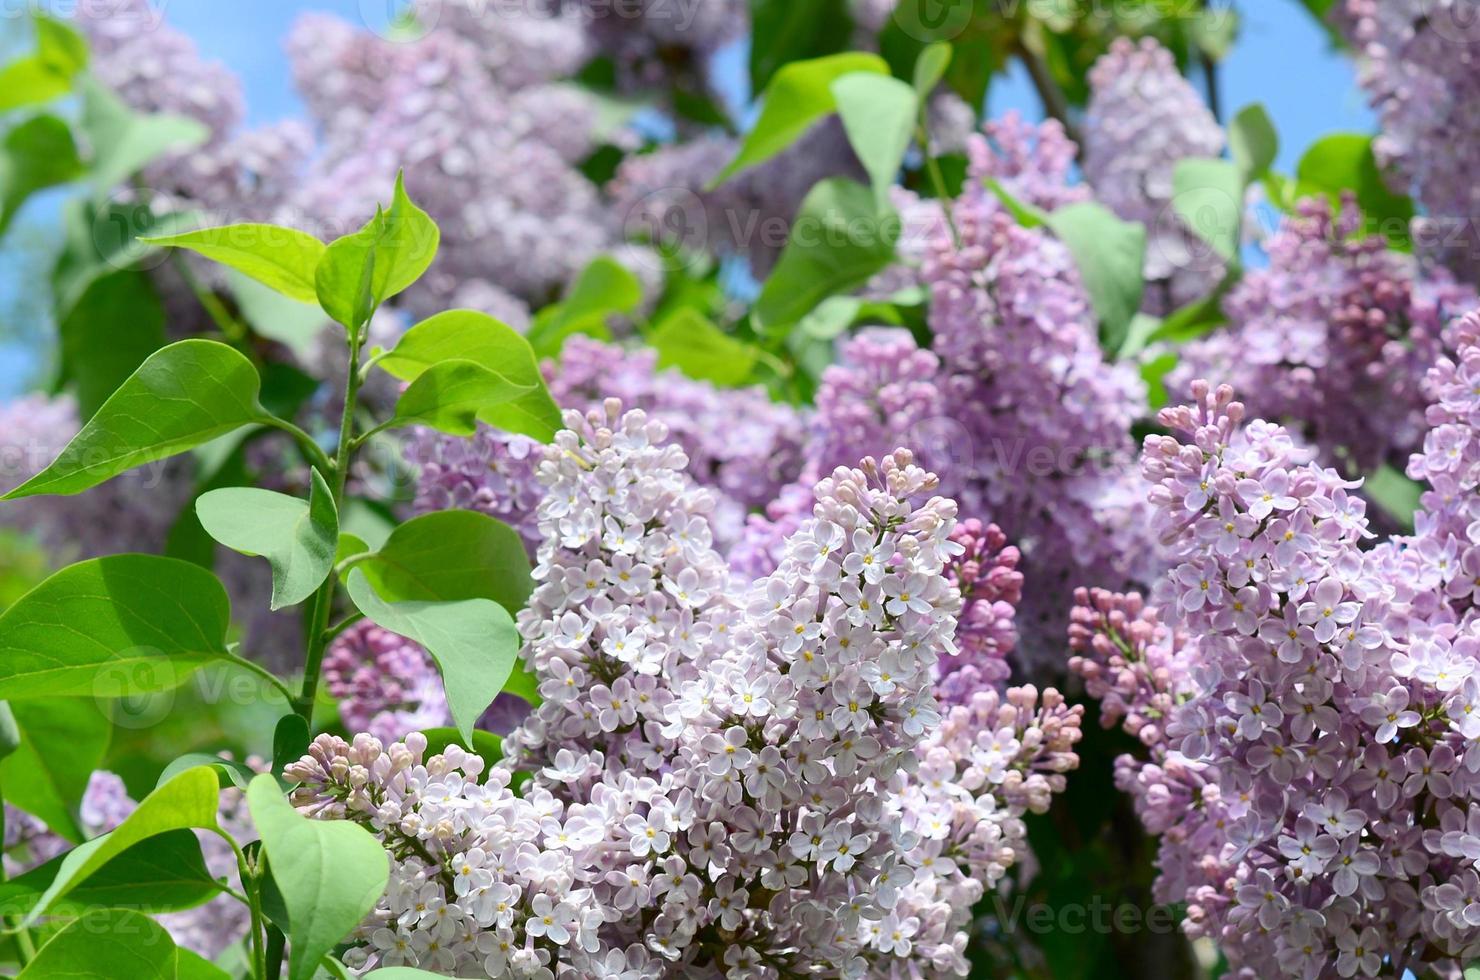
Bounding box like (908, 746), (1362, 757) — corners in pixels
(1201, 0), (1226, 121)
(1015, 42), (1083, 149)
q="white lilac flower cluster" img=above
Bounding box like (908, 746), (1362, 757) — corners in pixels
(290, 401), (1079, 977)
(1114, 307), (1480, 976)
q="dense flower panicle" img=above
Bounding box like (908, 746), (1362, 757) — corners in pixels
(1342, 0), (1480, 283)
(296, 403), (1077, 977)
(1121, 363), (1480, 976)
(571, 0), (745, 101)
(0, 395), (187, 559)
(970, 112), (1089, 215)
(936, 520), (1023, 700)
(323, 623), (454, 746)
(1174, 195), (1478, 472)
(404, 425), (545, 550)
(1083, 36), (1227, 312)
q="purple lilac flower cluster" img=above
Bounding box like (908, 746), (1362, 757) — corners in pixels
(1174, 195), (1478, 473)
(1342, 0), (1480, 283)
(1083, 37), (1227, 313)
(1104, 331), (1480, 974)
(4, 769), (256, 960)
(291, 402), (1079, 977)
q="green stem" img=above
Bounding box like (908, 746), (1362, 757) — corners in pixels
(170, 252), (253, 351)
(295, 322), (367, 724)
(917, 121), (962, 247)
(215, 829), (266, 980)
(222, 649), (297, 706)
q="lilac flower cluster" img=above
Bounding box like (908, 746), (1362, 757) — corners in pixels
(0, 395), (187, 560)
(294, 402), (1079, 977)
(936, 520), (1024, 701)
(1173, 195), (1478, 472)
(1083, 37), (1227, 313)
(1342, 0), (1480, 282)
(1103, 328), (1480, 974)
(4, 769), (255, 960)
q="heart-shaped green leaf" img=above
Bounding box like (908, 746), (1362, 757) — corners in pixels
(1044, 201), (1148, 354)
(346, 569), (521, 742)
(144, 224), (327, 304)
(832, 72), (918, 208)
(196, 468), (338, 610)
(390, 359), (536, 437)
(18, 908), (181, 979)
(24, 766), (220, 923)
(3, 339), (269, 500)
(379, 310), (562, 442)
(0, 829), (218, 918)
(247, 774), (388, 980)
(360, 510), (532, 616)
(0, 556), (230, 700)
(0, 113), (83, 237)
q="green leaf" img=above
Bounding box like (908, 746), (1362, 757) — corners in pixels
(754, 178), (900, 332)
(3, 339), (268, 500)
(1229, 103), (1278, 182)
(24, 766), (220, 923)
(1044, 201), (1147, 353)
(58, 271), (167, 420)
(1364, 464), (1422, 533)
(363, 970), (449, 980)
(196, 469), (337, 610)
(1141, 352), (1180, 411)
(272, 713), (311, 774)
(360, 510), (532, 616)
(0, 113), (83, 237)
(247, 774), (388, 980)
(0, 16), (88, 113)
(345, 569), (521, 743)
(912, 42), (953, 95)
(749, 0), (854, 93)
(379, 310), (562, 442)
(225, 270), (329, 360)
(710, 53), (889, 187)
(0, 699), (110, 844)
(0, 556), (229, 700)
(648, 310), (759, 387)
(986, 178), (1049, 228)
(526, 256), (642, 358)
(0, 703), (19, 761)
(80, 77), (209, 196)
(18, 909), (180, 979)
(1294, 132), (1414, 250)
(832, 72), (918, 208)
(315, 172), (439, 328)
(0, 829), (218, 917)
(1172, 157), (1243, 262)
(157, 753), (259, 791)
(391, 360), (536, 437)
(144, 224), (327, 304)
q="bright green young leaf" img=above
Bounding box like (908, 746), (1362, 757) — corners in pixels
(346, 569), (521, 742)
(832, 72), (918, 207)
(34, 15), (88, 75)
(196, 469), (338, 610)
(58, 270), (166, 420)
(1141, 352), (1180, 411)
(1172, 157), (1244, 262)
(24, 766), (220, 922)
(0, 829), (218, 918)
(710, 52), (889, 187)
(912, 42), (953, 96)
(80, 77), (210, 197)
(798, 295), (864, 341)
(754, 178), (900, 332)
(379, 310), (562, 442)
(0, 114), (83, 237)
(1365, 464), (1423, 533)
(648, 309), (760, 387)
(0, 699), (111, 844)
(3, 339), (269, 500)
(0, 556), (230, 700)
(526, 255), (643, 357)
(247, 773), (389, 980)
(18, 908), (180, 979)
(391, 360), (536, 437)
(1229, 103), (1278, 182)
(749, 0), (854, 93)
(316, 172), (439, 328)
(360, 509), (532, 616)
(144, 224), (327, 304)
(157, 753), (259, 791)
(1294, 132), (1414, 249)
(0, 703), (19, 761)
(0, 16), (88, 112)
(1044, 201), (1147, 353)
(986, 179), (1049, 228)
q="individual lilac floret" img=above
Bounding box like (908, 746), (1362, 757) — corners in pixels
(294, 402), (1078, 977)
(1174, 195), (1478, 474)
(1342, 0), (1480, 282)
(1084, 37), (1227, 312)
